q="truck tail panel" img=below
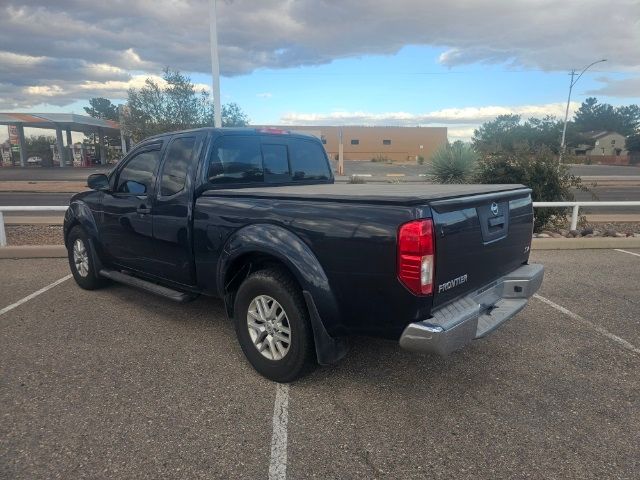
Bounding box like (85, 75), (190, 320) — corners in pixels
(429, 189), (533, 308)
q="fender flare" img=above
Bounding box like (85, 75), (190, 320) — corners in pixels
(64, 201), (100, 246)
(218, 223), (348, 365)
(64, 201), (105, 273)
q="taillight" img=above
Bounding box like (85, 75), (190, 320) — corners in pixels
(397, 219), (435, 295)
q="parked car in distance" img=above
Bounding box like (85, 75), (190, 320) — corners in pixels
(64, 127), (543, 382)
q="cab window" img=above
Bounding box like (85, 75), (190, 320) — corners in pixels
(116, 148), (161, 194)
(288, 138), (331, 181)
(160, 136), (196, 196)
(207, 136), (263, 184)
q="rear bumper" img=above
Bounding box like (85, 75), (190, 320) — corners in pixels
(399, 263), (544, 356)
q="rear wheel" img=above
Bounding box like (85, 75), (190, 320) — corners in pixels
(67, 226), (105, 290)
(233, 268), (316, 382)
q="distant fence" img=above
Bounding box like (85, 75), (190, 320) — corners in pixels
(533, 201), (640, 230)
(0, 206), (68, 247)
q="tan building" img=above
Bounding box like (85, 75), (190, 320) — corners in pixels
(575, 131), (628, 157)
(258, 125), (448, 162)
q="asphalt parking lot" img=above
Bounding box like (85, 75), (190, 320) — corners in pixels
(1, 249), (639, 479)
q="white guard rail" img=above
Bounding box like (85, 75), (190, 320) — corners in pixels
(0, 206), (68, 247)
(0, 202), (639, 246)
(532, 201), (640, 230)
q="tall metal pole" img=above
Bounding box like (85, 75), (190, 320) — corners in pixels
(559, 70), (576, 164)
(559, 59), (606, 163)
(209, 0), (222, 128)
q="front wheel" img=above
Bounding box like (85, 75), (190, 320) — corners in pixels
(233, 268), (316, 382)
(66, 226), (105, 290)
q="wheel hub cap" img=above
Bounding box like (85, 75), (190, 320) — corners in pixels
(72, 239), (89, 277)
(247, 295), (291, 361)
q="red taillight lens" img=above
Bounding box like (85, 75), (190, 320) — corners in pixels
(397, 219), (435, 295)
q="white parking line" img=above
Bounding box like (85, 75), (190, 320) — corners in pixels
(268, 383), (290, 480)
(534, 294), (640, 355)
(614, 248), (640, 258)
(0, 275), (72, 317)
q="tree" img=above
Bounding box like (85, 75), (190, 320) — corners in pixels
(475, 146), (588, 231)
(573, 97), (640, 136)
(626, 133), (640, 153)
(121, 68), (249, 141)
(83, 97), (118, 120)
(472, 114), (576, 154)
(24, 135), (55, 166)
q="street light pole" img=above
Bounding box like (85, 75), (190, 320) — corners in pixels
(209, 0), (222, 128)
(559, 59), (606, 163)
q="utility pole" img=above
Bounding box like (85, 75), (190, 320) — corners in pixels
(559, 59), (606, 163)
(209, 0), (222, 128)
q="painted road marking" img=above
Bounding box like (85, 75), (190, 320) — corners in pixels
(614, 248), (640, 258)
(268, 383), (290, 480)
(0, 274), (72, 317)
(534, 294), (640, 355)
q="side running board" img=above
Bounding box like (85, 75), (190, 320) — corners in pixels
(99, 269), (195, 303)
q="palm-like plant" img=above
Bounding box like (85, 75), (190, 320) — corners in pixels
(426, 141), (478, 183)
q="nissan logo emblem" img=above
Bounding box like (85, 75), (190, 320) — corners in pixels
(491, 202), (499, 216)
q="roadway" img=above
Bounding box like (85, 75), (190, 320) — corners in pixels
(2, 249), (639, 478)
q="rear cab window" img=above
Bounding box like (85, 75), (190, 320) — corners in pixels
(205, 132), (332, 187)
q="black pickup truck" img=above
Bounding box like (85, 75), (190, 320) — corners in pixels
(64, 127), (543, 382)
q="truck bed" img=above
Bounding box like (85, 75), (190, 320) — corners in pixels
(203, 183), (528, 205)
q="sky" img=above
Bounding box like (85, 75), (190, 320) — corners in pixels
(1, 0), (639, 142)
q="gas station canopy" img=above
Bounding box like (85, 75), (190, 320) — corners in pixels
(0, 112), (123, 167)
(0, 112), (120, 135)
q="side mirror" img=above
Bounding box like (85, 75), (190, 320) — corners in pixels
(87, 173), (110, 191)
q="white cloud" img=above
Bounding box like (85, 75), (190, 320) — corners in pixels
(257, 92), (273, 98)
(587, 76), (640, 98)
(1, 0), (639, 108)
(281, 102), (579, 125)
(280, 102), (582, 140)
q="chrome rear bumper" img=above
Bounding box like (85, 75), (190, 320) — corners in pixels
(399, 263), (544, 356)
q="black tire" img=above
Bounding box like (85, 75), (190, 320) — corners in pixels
(66, 226), (105, 290)
(233, 268), (316, 382)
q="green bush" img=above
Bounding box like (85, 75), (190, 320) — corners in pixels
(475, 146), (589, 231)
(426, 142), (478, 183)
(371, 154), (391, 163)
(417, 155), (425, 165)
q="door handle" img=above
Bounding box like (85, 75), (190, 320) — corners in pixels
(488, 215), (505, 227)
(137, 205), (151, 215)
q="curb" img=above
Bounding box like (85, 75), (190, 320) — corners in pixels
(532, 237), (640, 250)
(0, 245), (67, 258)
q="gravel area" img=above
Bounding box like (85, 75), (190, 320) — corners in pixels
(582, 221), (640, 234)
(6, 225), (64, 245)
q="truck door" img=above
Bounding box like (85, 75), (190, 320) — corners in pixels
(149, 133), (204, 285)
(100, 142), (163, 273)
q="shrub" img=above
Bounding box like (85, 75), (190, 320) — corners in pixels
(426, 142), (478, 183)
(417, 155), (425, 165)
(348, 175), (367, 184)
(371, 154), (391, 163)
(475, 146), (590, 231)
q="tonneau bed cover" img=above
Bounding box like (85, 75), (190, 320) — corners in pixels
(203, 183), (529, 205)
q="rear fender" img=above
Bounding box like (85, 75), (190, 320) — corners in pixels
(218, 223), (347, 365)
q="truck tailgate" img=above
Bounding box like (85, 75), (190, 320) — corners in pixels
(430, 188), (533, 308)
